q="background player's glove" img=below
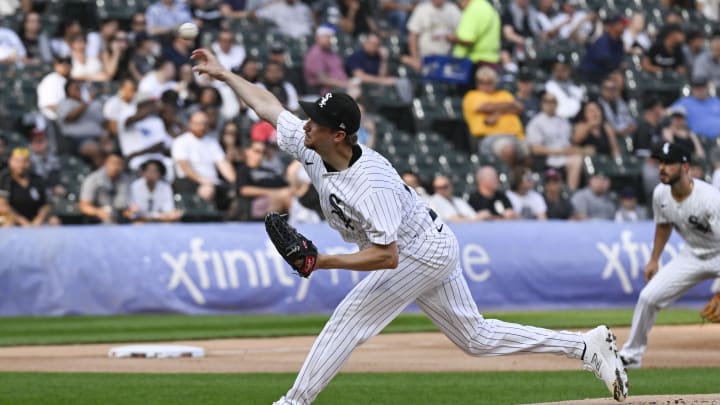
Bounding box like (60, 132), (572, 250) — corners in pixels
(265, 212), (318, 278)
(700, 293), (720, 323)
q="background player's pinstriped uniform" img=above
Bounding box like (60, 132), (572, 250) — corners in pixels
(275, 111), (588, 405)
(620, 179), (720, 364)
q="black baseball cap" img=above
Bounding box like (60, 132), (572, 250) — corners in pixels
(652, 142), (691, 164)
(299, 92), (361, 134)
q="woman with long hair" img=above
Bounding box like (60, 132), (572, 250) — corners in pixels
(17, 11), (52, 64)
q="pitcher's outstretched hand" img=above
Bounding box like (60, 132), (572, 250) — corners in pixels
(191, 49), (226, 80)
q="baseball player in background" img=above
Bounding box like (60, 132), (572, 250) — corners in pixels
(619, 142), (720, 369)
(190, 48), (629, 404)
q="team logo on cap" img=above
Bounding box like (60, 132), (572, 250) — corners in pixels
(319, 93), (332, 108)
(663, 142), (670, 154)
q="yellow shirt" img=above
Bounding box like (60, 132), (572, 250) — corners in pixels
(462, 90), (524, 138)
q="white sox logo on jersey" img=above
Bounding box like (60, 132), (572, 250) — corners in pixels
(329, 194), (354, 230)
(688, 215), (711, 234)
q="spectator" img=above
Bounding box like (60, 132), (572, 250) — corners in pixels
(345, 33), (397, 86)
(17, 11), (52, 64)
(162, 31), (193, 69)
(402, 0), (461, 71)
(190, 0), (223, 34)
(468, 166), (517, 220)
(304, 25), (354, 96)
(128, 32), (158, 81)
(451, 0), (501, 70)
(693, 31), (720, 84)
(87, 18), (119, 60)
(710, 147), (720, 188)
(690, 160), (707, 180)
(671, 76), (720, 139)
(50, 19), (83, 59)
(249, 122), (284, 176)
(56, 80), (107, 168)
(598, 77), (636, 138)
(507, 167), (547, 219)
(357, 101), (377, 148)
(103, 78), (138, 137)
(129, 12), (148, 46)
(211, 29), (245, 71)
(547, 0), (596, 44)
(642, 24), (686, 75)
(311, 0), (342, 28)
(129, 159), (182, 222)
(338, 0), (379, 37)
(570, 172), (615, 220)
(684, 29), (706, 74)
(256, 0), (313, 39)
(78, 153), (132, 224)
(545, 58), (585, 119)
(257, 61), (300, 113)
(139, 58), (179, 99)
(622, 12), (651, 54)
(236, 56), (261, 83)
(220, 0), (258, 19)
(401, 170), (432, 203)
(232, 141), (291, 220)
(515, 70), (540, 125)
(614, 187), (647, 222)
(159, 90), (187, 138)
(572, 100), (621, 159)
(381, 0), (416, 35)
(542, 168), (574, 219)
(536, 0), (557, 35)
(101, 30), (131, 81)
(501, 0), (543, 70)
(662, 106), (706, 161)
(177, 63), (201, 105)
(578, 13), (626, 83)
(0, 147), (57, 226)
(69, 34), (108, 81)
(525, 92), (583, 191)
(0, 23), (27, 65)
(0, 193), (18, 227)
(118, 93), (174, 175)
(633, 96), (665, 158)
(172, 111), (236, 206)
(37, 56), (72, 121)
(145, 0), (193, 37)
(462, 67), (525, 167)
(428, 174), (478, 222)
(285, 160), (323, 225)
(27, 129), (62, 195)
(219, 121), (243, 167)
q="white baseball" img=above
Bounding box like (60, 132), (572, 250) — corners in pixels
(178, 22), (199, 40)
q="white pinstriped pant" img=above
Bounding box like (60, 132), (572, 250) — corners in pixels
(274, 225), (586, 405)
(620, 250), (720, 363)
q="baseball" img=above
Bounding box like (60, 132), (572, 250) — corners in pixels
(178, 22), (199, 40)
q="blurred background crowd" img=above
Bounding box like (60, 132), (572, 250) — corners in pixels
(0, 0), (719, 227)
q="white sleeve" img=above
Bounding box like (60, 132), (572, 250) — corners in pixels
(276, 110), (313, 161)
(532, 192), (548, 215)
(171, 137), (189, 160)
(652, 185), (669, 224)
(456, 198), (477, 218)
(357, 191), (403, 245)
(157, 182), (176, 213)
(210, 139), (225, 163)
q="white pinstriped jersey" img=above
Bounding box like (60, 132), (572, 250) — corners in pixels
(276, 111), (436, 250)
(653, 179), (720, 258)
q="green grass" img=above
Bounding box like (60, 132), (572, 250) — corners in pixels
(0, 369), (716, 404)
(0, 309), (703, 346)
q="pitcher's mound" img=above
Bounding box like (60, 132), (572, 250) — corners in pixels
(527, 393), (720, 405)
(108, 345), (204, 359)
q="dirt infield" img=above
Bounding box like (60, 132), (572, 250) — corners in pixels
(0, 324), (719, 374)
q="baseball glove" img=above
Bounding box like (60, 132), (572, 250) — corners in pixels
(700, 293), (720, 323)
(265, 212), (318, 278)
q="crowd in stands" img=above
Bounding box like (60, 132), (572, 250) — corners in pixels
(0, 0), (720, 228)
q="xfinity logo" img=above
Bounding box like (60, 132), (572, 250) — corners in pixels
(319, 93), (332, 107)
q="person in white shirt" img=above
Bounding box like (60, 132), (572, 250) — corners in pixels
(69, 34), (107, 81)
(507, 167), (547, 220)
(210, 29), (245, 71)
(0, 26), (26, 65)
(548, 0), (595, 44)
(256, 0), (313, 39)
(171, 111), (236, 205)
(37, 57), (72, 121)
(118, 93), (174, 177)
(402, 0), (461, 71)
(130, 159), (182, 222)
(139, 59), (179, 98)
(428, 175), (478, 222)
(545, 59), (585, 119)
(103, 78), (138, 137)
(622, 13), (651, 54)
